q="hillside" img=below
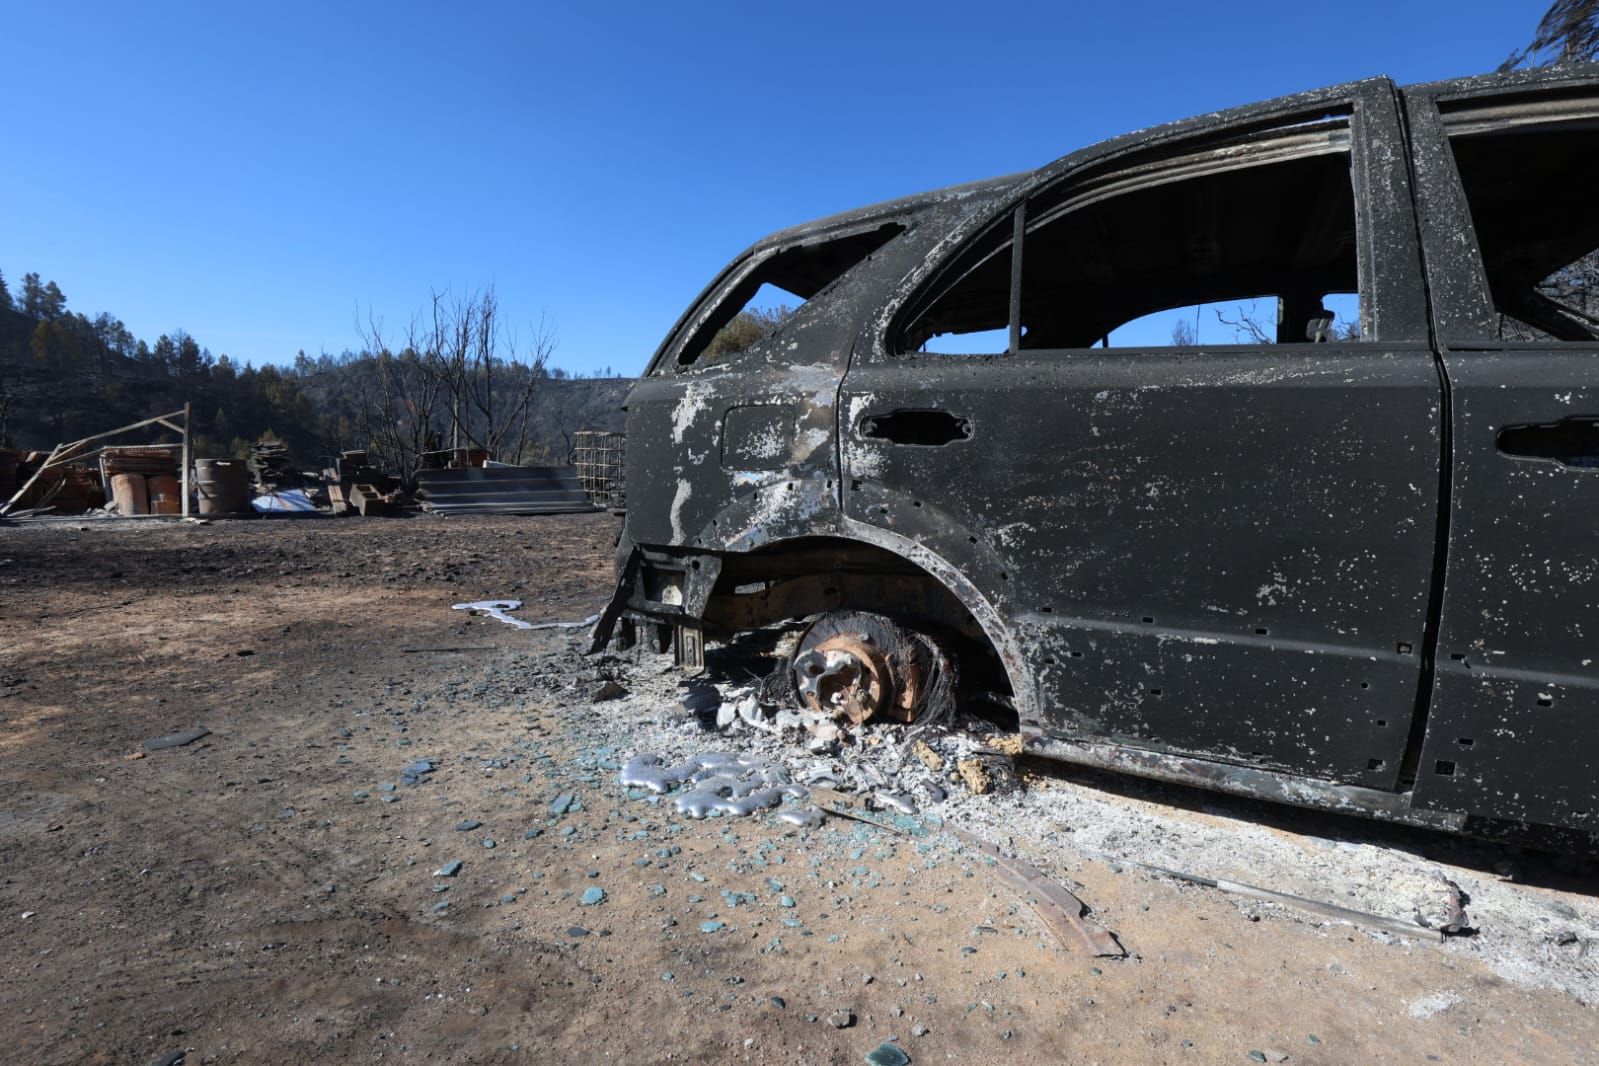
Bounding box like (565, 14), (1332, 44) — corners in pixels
(0, 271), (633, 471)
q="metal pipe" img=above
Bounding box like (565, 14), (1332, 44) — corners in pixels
(180, 402), (191, 519)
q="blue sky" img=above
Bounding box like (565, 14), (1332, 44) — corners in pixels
(1, 1), (1544, 375)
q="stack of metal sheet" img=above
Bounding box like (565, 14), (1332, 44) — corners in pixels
(249, 440), (298, 492)
(102, 447), (179, 478)
(413, 465), (600, 516)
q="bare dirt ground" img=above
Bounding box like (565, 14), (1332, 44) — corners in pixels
(1, 513), (1596, 1065)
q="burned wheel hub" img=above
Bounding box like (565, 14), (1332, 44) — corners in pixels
(790, 611), (932, 724)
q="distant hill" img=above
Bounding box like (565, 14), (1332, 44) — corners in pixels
(0, 267), (635, 472)
(529, 377), (632, 462)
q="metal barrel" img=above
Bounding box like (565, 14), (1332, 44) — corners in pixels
(110, 473), (150, 516)
(193, 458), (251, 515)
(147, 474), (182, 515)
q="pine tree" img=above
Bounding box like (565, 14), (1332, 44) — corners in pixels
(0, 270), (12, 312)
(20, 273), (44, 317)
(40, 281), (66, 320)
(152, 334), (178, 373)
(176, 330), (203, 379)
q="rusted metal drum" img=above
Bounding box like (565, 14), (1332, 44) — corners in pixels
(194, 458), (250, 515)
(147, 473), (182, 515)
(111, 473), (150, 515)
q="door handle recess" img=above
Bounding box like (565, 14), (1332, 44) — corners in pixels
(1498, 416), (1599, 469)
(859, 409), (973, 447)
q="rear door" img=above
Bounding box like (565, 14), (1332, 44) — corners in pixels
(839, 79), (1444, 788)
(1403, 71), (1599, 831)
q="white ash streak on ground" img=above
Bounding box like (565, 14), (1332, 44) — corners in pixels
(580, 637), (1599, 1003)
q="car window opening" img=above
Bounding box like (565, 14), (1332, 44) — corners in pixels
(697, 283), (801, 363)
(1106, 292), (1361, 346)
(1445, 111), (1599, 343)
(678, 221), (906, 367)
(898, 128), (1364, 355)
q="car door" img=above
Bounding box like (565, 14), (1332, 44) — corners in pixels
(839, 78), (1443, 788)
(1403, 70), (1599, 832)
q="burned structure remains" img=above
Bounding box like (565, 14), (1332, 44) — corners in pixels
(595, 67), (1599, 843)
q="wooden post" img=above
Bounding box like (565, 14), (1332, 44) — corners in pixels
(180, 402), (191, 518)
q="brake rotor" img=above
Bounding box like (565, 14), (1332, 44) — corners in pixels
(790, 611), (930, 724)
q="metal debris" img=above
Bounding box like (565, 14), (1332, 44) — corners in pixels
(526, 613), (602, 631)
(874, 791), (919, 816)
(141, 727), (212, 752)
(805, 783), (1119, 955)
(572, 430), (626, 510)
(452, 600), (535, 630)
(949, 828), (1125, 958)
(1123, 858), (1445, 943)
(775, 807), (825, 828)
(1438, 874), (1475, 937)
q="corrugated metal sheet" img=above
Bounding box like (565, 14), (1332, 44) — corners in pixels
(414, 465), (601, 516)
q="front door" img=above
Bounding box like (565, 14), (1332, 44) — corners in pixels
(839, 79), (1443, 788)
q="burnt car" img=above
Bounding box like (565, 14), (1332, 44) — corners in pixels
(595, 65), (1599, 844)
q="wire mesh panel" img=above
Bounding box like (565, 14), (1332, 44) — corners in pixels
(572, 430), (626, 510)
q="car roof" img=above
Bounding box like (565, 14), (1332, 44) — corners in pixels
(1403, 60), (1599, 100)
(745, 172), (1028, 255)
(753, 64), (1599, 255)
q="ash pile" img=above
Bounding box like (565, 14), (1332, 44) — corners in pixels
(617, 610), (1021, 823)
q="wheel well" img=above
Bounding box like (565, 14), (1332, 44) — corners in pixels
(701, 536), (1014, 699)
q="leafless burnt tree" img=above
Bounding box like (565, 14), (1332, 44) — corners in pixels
(1501, 0), (1599, 70)
(352, 315), (448, 478)
(415, 287), (553, 463)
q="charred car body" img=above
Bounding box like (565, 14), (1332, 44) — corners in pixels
(595, 67), (1599, 844)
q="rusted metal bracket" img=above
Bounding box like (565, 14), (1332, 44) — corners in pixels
(673, 620), (706, 674)
(681, 554), (723, 617)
